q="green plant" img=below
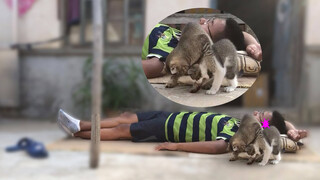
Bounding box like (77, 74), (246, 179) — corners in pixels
(73, 57), (148, 115)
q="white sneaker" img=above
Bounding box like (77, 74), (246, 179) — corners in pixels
(57, 109), (81, 135)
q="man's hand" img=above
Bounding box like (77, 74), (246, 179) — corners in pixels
(287, 129), (308, 141)
(246, 44), (262, 61)
(155, 142), (178, 151)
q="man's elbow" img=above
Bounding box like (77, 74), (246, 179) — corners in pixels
(212, 147), (227, 154)
(210, 141), (228, 154)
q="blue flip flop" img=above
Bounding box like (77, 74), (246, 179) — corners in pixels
(6, 137), (49, 158)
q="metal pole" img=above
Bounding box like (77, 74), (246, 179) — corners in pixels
(90, 0), (103, 169)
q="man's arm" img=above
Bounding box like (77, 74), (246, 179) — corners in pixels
(285, 121), (308, 141)
(285, 121), (296, 131)
(155, 140), (228, 154)
(243, 31), (262, 61)
(142, 57), (166, 79)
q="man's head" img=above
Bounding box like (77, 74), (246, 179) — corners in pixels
(253, 110), (287, 134)
(201, 17), (246, 50)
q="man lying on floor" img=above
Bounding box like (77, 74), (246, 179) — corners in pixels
(57, 110), (308, 154)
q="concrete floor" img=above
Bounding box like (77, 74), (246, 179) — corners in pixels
(0, 118), (320, 180)
(152, 84), (247, 107)
(148, 75), (255, 107)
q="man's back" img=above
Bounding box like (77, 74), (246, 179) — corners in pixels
(165, 112), (239, 142)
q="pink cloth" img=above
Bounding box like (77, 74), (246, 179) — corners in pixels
(67, 0), (80, 25)
(5, 0), (36, 16)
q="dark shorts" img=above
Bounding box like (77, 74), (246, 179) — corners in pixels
(130, 111), (171, 142)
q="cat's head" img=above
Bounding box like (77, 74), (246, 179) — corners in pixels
(230, 139), (246, 152)
(166, 54), (189, 75)
(165, 49), (189, 76)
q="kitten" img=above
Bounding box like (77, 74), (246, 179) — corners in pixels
(196, 39), (239, 95)
(228, 114), (262, 162)
(248, 126), (282, 166)
(166, 22), (238, 95)
(165, 22), (213, 89)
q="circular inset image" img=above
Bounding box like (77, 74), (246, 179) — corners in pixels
(141, 8), (262, 107)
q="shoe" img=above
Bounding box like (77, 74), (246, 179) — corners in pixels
(6, 137), (48, 158)
(57, 109), (80, 135)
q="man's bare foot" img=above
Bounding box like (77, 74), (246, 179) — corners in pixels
(287, 129), (308, 141)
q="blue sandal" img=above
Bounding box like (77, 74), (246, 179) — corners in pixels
(6, 137), (48, 158)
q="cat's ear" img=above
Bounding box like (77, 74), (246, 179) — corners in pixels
(187, 68), (195, 75)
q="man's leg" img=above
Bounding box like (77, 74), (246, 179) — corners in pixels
(80, 112), (138, 131)
(74, 124), (132, 140)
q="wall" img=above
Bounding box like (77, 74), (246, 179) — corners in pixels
(144, 0), (210, 38)
(17, 0), (61, 48)
(20, 56), (87, 118)
(0, 0), (62, 108)
(305, 0), (320, 105)
(0, 0), (13, 45)
(303, 0), (320, 122)
(305, 0), (320, 45)
(0, 0), (61, 48)
(19, 55), (196, 119)
(0, 50), (19, 107)
(0, 0), (19, 107)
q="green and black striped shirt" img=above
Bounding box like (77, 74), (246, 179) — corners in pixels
(141, 24), (181, 60)
(165, 112), (239, 142)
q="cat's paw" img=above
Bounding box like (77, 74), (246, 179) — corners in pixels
(258, 162), (267, 166)
(255, 155), (263, 162)
(224, 86), (236, 92)
(229, 157), (237, 161)
(201, 83), (211, 90)
(206, 90), (217, 95)
(247, 159), (254, 165)
(269, 160), (279, 165)
(190, 85), (200, 93)
(165, 83), (176, 88)
(201, 79), (213, 90)
(206, 87), (219, 95)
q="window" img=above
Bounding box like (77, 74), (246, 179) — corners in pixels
(64, 0), (144, 49)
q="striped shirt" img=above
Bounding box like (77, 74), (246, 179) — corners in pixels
(141, 24), (181, 61)
(165, 112), (239, 142)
